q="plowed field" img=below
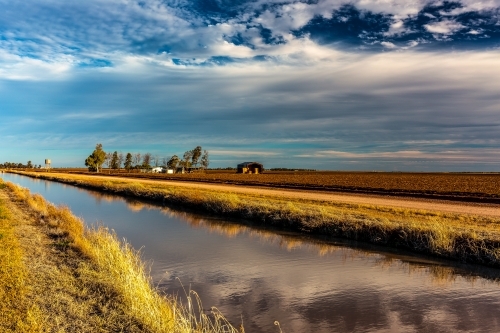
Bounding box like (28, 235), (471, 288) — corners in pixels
(50, 170), (500, 202)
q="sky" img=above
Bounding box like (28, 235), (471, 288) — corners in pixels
(1, 0), (500, 171)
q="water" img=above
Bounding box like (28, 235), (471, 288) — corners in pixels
(3, 172), (500, 332)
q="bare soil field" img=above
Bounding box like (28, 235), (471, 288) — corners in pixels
(46, 169), (500, 203)
(17, 171), (500, 218)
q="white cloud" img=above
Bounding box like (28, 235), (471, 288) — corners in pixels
(424, 20), (465, 35)
(208, 41), (254, 58)
(381, 41), (397, 48)
(0, 50), (73, 80)
(406, 40), (419, 48)
(384, 20), (407, 36)
(297, 149), (500, 162)
(59, 111), (131, 120)
(468, 29), (482, 35)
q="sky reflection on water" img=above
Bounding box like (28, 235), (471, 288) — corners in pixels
(2, 172), (500, 333)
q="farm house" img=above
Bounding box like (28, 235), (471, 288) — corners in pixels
(237, 162), (264, 174)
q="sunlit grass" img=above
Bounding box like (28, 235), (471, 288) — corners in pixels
(0, 181), (44, 332)
(4, 181), (240, 333)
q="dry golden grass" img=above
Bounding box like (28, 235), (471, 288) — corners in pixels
(2, 179), (240, 333)
(12, 171), (500, 266)
(0, 182), (44, 333)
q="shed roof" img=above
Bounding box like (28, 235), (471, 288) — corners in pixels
(237, 162), (263, 168)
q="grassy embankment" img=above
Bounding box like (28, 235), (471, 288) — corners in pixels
(0, 181), (44, 331)
(12, 170), (500, 267)
(0, 178), (239, 333)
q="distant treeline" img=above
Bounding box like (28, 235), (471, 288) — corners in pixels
(0, 161), (40, 169)
(268, 168), (316, 171)
(84, 144), (209, 173)
(208, 167), (236, 170)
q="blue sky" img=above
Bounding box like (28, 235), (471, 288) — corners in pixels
(1, 0), (500, 170)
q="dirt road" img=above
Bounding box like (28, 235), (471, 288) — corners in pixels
(53, 173), (500, 218)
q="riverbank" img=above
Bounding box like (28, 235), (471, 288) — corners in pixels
(0, 179), (239, 333)
(8, 170), (500, 267)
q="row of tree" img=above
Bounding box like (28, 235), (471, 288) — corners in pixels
(166, 146), (209, 170)
(0, 161), (40, 169)
(84, 144), (209, 172)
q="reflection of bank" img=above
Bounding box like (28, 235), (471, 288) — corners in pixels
(157, 204), (500, 287)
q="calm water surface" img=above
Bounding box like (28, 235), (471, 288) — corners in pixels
(3, 172), (500, 333)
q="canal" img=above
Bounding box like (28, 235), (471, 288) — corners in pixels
(2, 172), (500, 333)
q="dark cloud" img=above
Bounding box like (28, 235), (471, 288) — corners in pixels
(294, 4), (393, 47)
(259, 26), (286, 44)
(188, 0), (254, 21)
(386, 2), (500, 49)
(290, 1), (500, 50)
(1, 0), (500, 64)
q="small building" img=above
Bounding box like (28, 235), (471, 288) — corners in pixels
(151, 167), (165, 173)
(237, 162), (264, 174)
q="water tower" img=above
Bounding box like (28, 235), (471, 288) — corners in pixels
(45, 159), (51, 171)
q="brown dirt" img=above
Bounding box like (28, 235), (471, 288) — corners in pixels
(37, 170), (500, 197)
(48, 172), (500, 218)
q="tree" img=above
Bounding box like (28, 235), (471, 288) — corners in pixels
(118, 152), (124, 169)
(85, 143), (106, 172)
(104, 152), (113, 172)
(153, 154), (160, 167)
(27, 160), (33, 168)
(111, 151), (119, 169)
(181, 150), (193, 168)
(133, 153), (141, 168)
(142, 153), (152, 169)
(167, 155), (179, 170)
(124, 153), (133, 172)
(201, 150), (209, 169)
(191, 146), (202, 167)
